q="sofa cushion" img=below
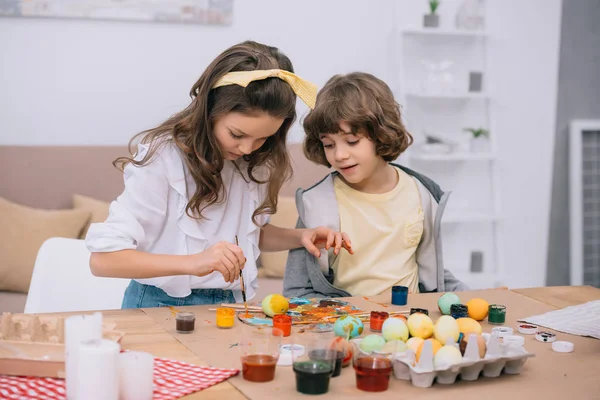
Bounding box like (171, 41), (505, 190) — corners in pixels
(0, 197), (91, 293)
(73, 194), (110, 238)
(258, 196), (298, 279)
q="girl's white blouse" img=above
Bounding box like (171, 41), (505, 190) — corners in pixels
(85, 142), (269, 302)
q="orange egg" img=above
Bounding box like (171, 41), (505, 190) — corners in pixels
(416, 338), (442, 362)
(465, 298), (489, 321)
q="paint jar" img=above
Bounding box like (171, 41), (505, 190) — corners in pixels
(175, 312), (195, 334)
(240, 327), (282, 382)
(273, 314), (292, 337)
(352, 341), (392, 392)
(488, 304), (506, 325)
(391, 286), (408, 306)
(216, 308), (235, 329)
(450, 304), (469, 319)
(369, 311), (389, 333)
(409, 308), (429, 315)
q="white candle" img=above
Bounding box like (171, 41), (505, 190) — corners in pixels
(65, 312), (103, 399)
(118, 351), (154, 400)
(76, 338), (120, 400)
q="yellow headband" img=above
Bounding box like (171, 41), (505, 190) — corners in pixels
(212, 69), (317, 109)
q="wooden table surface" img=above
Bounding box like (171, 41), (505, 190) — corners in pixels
(3, 286), (599, 399)
(137, 286), (600, 399)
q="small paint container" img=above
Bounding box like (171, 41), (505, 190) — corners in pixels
(391, 286), (408, 306)
(518, 323), (538, 335)
(409, 308), (429, 316)
(488, 304), (506, 325)
(176, 312), (196, 334)
(273, 314), (292, 337)
(215, 308), (235, 329)
(369, 311), (389, 332)
(535, 331), (556, 343)
(450, 304), (469, 319)
(492, 326), (514, 338)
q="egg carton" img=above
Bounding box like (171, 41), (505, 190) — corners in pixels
(392, 332), (535, 388)
(352, 331), (535, 388)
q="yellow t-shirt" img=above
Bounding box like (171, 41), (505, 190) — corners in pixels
(331, 167), (424, 296)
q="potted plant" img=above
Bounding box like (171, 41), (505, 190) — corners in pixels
(464, 127), (489, 152)
(424, 0), (440, 28)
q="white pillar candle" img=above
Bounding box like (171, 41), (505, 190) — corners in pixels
(118, 351), (154, 400)
(65, 312), (103, 399)
(76, 338), (120, 400)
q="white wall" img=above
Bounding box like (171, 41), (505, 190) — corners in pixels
(0, 0), (396, 145)
(0, 0), (562, 289)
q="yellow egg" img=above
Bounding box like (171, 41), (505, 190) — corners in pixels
(465, 298), (489, 321)
(434, 315), (460, 345)
(416, 338), (442, 362)
(407, 313), (434, 339)
(406, 337), (424, 353)
(456, 317), (482, 335)
(261, 294), (289, 317)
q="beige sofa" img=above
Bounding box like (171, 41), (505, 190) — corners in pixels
(0, 144), (329, 313)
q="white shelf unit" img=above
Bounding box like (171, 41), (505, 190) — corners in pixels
(393, 6), (504, 289)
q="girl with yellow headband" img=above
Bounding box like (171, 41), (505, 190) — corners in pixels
(85, 41), (352, 308)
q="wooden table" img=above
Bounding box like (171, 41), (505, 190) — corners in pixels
(136, 286), (600, 399)
(3, 286), (599, 399)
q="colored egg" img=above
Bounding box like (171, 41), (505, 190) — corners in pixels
(261, 294), (289, 317)
(407, 313), (434, 339)
(360, 335), (386, 353)
(332, 336), (353, 367)
(434, 315), (460, 344)
(333, 315), (364, 339)
(456, 317), (482, 335)
(459, 334), (487, 358)
(381, 317), (409, 342)
(406, 337), (424, 353)
(416, 338), (442, 362)
(434, 345), (463, 369)
(437, 292), (461, 315)
(465, 298), (490, 321)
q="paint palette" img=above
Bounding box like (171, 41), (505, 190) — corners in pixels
(237, 298), (364, 327)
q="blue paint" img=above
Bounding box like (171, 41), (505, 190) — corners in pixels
(246, 317), (273, 326)
(289, 297), (311, 305)
(391, 286), (408, 306)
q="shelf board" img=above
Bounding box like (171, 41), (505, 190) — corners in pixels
(410, 152), (496, 161)
(405, 92), (489, 100)
(402, 27), (487, 37)
(442, 212), (501, 223)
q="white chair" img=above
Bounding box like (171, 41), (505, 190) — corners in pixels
(25, 237), (130, 314)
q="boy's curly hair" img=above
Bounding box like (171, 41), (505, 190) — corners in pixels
(303, 72), (413, 167)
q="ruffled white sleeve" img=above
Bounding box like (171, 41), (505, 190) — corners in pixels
(85, 144), (169, 253)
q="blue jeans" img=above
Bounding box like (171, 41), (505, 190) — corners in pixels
(121, 280), (235, 309)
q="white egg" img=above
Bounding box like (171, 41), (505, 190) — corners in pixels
(433, 345), (463, 369)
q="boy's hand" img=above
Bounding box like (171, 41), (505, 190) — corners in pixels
(300, 226), (353, 258)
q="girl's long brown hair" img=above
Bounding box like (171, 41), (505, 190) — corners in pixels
(114, 41), (296, 224)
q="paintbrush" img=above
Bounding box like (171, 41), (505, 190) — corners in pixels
(235, 235), (250, 317)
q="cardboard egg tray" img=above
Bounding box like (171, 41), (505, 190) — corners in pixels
(353, 331), (535, 388)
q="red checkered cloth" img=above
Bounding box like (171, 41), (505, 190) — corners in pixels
(0, 357), (239, 399)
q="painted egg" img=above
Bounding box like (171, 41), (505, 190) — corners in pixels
(459, 334), (487, 358)
(332, 336), (353, 367)
(381, 317), (409, 342)
(359, 335), (386, 353)
(416, 338), (442, 362)
(434, 315), (460, 344)
(434, 345), (463, 369)
(261, 294), (289, 317)
(465, 298), (490, 321)
(333, 315), (364, 339)
(437, 292), (461, 315)
(406, 337), (424, 353)
(407, 312), (434, 339)
(456, 317), (482, 336)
